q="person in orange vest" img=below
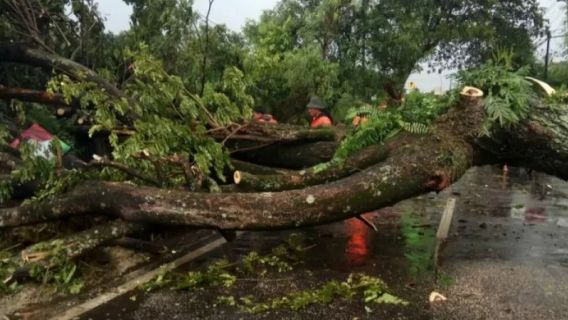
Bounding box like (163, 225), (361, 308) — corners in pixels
(306, 96), (333, 129)
(252, 107), (278, 124)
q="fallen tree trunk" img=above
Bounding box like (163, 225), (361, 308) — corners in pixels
(230, 159), (292, 176)
(214, 123), (339, 144)
(1, 91), (567, 231)
(476, 103), (568, 180)
(0, 100), (484, 229)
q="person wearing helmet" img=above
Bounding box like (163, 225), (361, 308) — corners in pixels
(306, 96), (333, 129)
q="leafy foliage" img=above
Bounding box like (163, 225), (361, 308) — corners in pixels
(27, 240), (85, 294)
(46, 45), (253, 189)
(0, 251), (21, 295)
(217, 273), (407, 314)
(241, 249), (293, 275)
(0, 138), (90, 205)
(333, 91), (450, 162)
(0, 125), (10, 147)
(455, 56), (535, 129)
(144, 234), (309, 292)
(244, 0), (543, 108)
(0, 241), (84, 295)
(143, 259), (237, 292)
(143, 233), (406, 314)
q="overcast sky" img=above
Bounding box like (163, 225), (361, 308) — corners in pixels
(95, 0), (566, 92)
(96, 0), (279, 33)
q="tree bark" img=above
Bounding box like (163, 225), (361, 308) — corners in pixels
(1, 94), (567, 231)
(232, 141), (339, 169)
(4, 220), (145, 284)
(20, 219), (145, 266)
(0, 42), (125, 99)
(233, 144), (389, 191)
(0, 86), (69, 106)
(0, 99), (485, 230)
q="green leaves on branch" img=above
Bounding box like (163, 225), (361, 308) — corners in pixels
(455, 60), (535, 129)
(27, 240), (84, 294)
(334, 91), (450, 162)
(1, 140), (89, 205)
(0, 242), (84, 295)
(143, 259), (236, 292)
(47, 45), (254, 189)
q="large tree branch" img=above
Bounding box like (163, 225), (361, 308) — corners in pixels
(0, 101), (483, 229)
(232, 141), (340, 169)
(0, 42), (125, 99)
(2, 95), (567, 231)
(476, 104), (568, 180)
(4, 220), (145, 285)
(233, 144), (389, 191)
(0, 86), (69, 106)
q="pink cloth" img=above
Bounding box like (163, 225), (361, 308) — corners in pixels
(10, 123), (54, 149)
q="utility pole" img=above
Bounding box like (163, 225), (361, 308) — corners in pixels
(544, 27), (551, 80)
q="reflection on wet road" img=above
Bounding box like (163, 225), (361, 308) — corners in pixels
(344, 217), (371, 266)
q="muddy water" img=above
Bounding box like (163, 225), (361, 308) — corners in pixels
(80, 166), (568, 320)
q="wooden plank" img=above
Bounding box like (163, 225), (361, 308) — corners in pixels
(436, 198), (457, 241)
(434, 197), (457, 268)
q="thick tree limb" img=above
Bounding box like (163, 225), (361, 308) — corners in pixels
(0, 109), (480, 229)
(233, 144), (389, 191)
(0, 86), (68, 106)
(2, 96), (567, 231)
(20, 219), (145, 266)
(4, 220), (144, 285)
(87, 157), (162, 187)
(232, 141), (339, 169)
(0, 42), (125, 99)
(230, 159), (292, 176)
(216, 123), (339, 144)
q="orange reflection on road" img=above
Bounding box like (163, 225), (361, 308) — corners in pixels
(345, 217), (371, 266)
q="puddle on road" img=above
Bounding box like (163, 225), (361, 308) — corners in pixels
(79, 166), (568, 320)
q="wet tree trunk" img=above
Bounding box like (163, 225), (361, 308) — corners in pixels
(2, 45), (568, 233)
(0, 100), (486, 230)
